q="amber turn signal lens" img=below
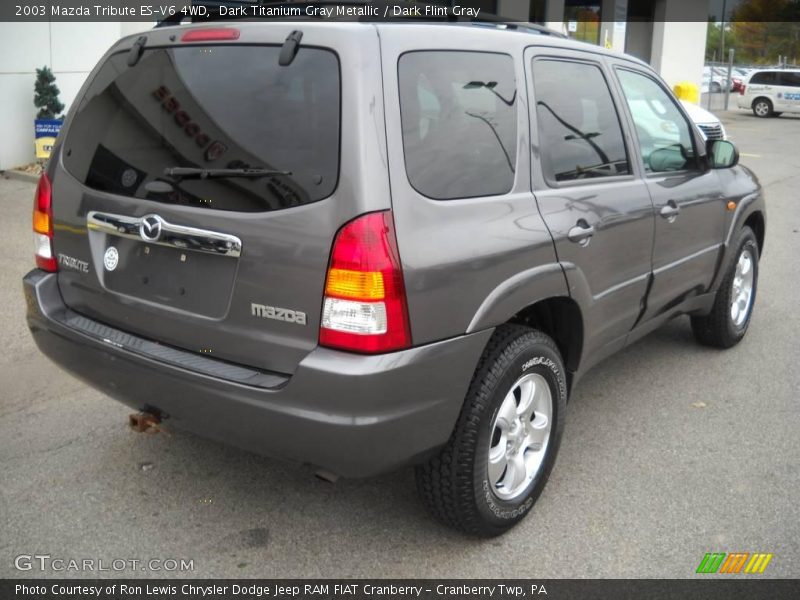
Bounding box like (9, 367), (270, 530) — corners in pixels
(33, 210), (50, 234)
(325, 268), (385, 300)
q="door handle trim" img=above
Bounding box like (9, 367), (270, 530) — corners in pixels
(567, 222), (595, 245)
(660, 201), (681, 221)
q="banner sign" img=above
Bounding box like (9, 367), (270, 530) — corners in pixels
(34, 118), (63, 159)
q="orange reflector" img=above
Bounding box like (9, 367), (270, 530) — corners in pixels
(33, 210), (50, 234)
(325, 268), (385, 300)
(727, 201), (737, 211)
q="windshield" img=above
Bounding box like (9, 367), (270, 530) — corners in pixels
(63, 44), (340, 212)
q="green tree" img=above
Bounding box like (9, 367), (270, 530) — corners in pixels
(730, 0), (800, 64)
(706, 20), (740, 62)
(34, 66), (65, 119)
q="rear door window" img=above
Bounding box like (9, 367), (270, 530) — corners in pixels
(532, 59), (630, 183)
(398, 51), (517, 200)
(63, 45), (340, 212)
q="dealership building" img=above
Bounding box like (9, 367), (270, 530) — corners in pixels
(0, 0), (714, 170)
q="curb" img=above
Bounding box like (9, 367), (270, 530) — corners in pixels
(1, 169), (39, 184)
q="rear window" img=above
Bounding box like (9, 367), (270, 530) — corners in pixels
(63, 45), (340, 212)
(398, 51), (517, 200)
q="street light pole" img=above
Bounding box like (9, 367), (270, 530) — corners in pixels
(719, 0), (728, 64)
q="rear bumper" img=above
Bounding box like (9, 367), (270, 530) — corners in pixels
(24, 270), (492, 477)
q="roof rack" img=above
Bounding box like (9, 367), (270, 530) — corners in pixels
(155, 0), (566, 37)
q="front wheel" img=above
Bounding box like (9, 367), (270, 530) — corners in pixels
(691, 227), (759, 348)
(416, 325), (567, 536)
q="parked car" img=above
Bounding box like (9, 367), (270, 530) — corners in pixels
(703, 66), (732, 93)
(737, 68), (800, 117)
(731, 67), (753, 93)
(24, 17), (765, 536)
(681, 100), (727, 141)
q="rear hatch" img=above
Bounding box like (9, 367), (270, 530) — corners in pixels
(51, 24), (386, 375)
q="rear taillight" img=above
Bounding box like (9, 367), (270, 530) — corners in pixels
(33, 173), (57, 272)
(320, 211), (411, 354)
(740, 84), (746, 95)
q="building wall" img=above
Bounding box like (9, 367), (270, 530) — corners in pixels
(0, 22), (151, 170)
(650, 0), (709, 93)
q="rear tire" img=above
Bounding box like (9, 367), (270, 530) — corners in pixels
(752, 98), (773, 118)
(691, 227), (759, 348)
(416, 325), (567, 536)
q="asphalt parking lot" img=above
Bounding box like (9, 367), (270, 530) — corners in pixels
(1, 110), (798, 579)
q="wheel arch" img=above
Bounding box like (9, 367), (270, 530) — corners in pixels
(744, 210), (765, 256)
(466, 263), (585, 389)
(507, 297), (584, 379)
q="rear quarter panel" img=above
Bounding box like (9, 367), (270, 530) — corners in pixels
(377, 25), (568, 345)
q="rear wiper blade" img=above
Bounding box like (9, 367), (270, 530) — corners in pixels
(163, 167), (291, 179)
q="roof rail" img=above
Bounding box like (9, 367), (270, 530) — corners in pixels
(155, 0), (566, 37)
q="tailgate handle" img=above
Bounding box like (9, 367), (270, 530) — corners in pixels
(87, 212), (242, 258)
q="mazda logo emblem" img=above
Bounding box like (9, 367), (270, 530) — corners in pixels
(140, 215), (163, 242)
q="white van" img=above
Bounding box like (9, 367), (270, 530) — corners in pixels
(738, 69), (800, 117)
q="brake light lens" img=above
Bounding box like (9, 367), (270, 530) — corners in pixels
(181, 28), (240, 42)
(33, 173), (57, 272)
(740, 84), (746, 95)
(320, 211), (411, 353)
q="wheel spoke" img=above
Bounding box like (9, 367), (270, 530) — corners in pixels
(504, 450), (527, 492)
(524, 446), (546, 477)
(496, 392), (517, 430)
(517, 378), (536, 419)
(488, 444), (508, 487)
(531, 410), (549, 431)
(740, 255), (751, 276)
(525, 428), (547, 451)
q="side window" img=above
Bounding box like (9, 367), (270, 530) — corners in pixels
(398, 51), (517, 200)
(750, 71), (776, 85)
(778, 72), (800, 87)
(532, 59), (630, 183)
(616, 69), (698, 174)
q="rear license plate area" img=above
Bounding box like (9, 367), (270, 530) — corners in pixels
(101, 237), (236, 318)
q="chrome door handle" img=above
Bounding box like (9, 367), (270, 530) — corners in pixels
(660, 201), (681, 221)
(568, 220), (595, 245)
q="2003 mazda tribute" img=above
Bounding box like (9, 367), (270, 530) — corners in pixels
(24, 13), (765, 535)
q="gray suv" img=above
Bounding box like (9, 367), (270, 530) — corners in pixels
(23, 18), (765, 536)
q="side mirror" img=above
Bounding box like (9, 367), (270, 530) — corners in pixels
(648, 146), (689, 172)
(709, 140), (739, 169)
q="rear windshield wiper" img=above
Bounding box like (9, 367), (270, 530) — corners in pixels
(163, 167), (291, 180)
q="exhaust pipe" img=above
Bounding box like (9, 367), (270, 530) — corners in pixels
(129, 411), (162, 433)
